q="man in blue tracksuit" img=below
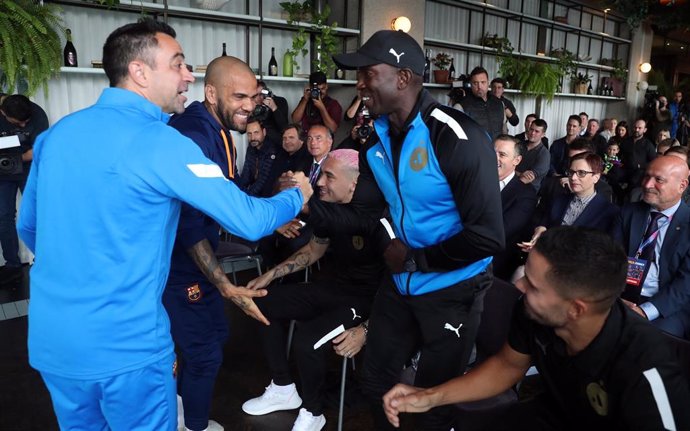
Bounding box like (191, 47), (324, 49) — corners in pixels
(334, 30), (505, 430)
(164, 55), (267, 431)
(17, 20), (312, 431)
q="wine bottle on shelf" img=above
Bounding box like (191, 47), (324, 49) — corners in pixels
(587, 82), (593, 95)
(423, 49), (431, 83)
(268, 47), (278, 76)
(63, 29), (78, 67)
(221, 43), (227, 56)
(448, 58), (455, 81)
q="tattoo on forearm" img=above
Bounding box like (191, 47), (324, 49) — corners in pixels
(187, 239), (230, 287)
(231, 296), (250, 311)
(273, 251), (311, 279)
(312, 235), (330, 244)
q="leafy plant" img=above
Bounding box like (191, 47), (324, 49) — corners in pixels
(611, 58), (628, 81)
(550, 48), (577, 80)
(572, 72), (591, 84)
(479, 33), (512, 52)
(280, 1), (338, 74)
(0, 0), (64, 95)
(432, 52), (452, 70)
(88, 0), (120, 6)
(498, 58), (561, 101)
(281, 1), (310, 71)
(496, 42), (562, 101)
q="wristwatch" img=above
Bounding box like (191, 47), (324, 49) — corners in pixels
(403, 256), (417, 273)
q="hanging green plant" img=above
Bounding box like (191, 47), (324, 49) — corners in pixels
(0, 0), (65, 95)
(280, 0), (338, 74)
(496, 41), (561, 101)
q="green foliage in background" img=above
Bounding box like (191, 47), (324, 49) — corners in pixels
(280, 0), (338, 74)
(0, 0), (64, 95)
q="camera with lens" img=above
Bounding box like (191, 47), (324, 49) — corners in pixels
(643, 90), (659, 111)
(0, 130), (28, 176)
(356, 107), (373, 140)
(310, 83), (321, 100)
(251, 86), (274, 122)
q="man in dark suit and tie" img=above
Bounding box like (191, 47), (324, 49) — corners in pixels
(493, 135), (537, 280)
(616, 155), (690, 338)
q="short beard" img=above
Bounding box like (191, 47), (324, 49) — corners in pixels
(215, 98), (246, 132)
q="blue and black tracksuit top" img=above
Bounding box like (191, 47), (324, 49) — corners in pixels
(363, 90), (505, 295)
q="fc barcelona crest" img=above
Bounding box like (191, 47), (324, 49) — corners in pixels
(187, 284), (202, 302)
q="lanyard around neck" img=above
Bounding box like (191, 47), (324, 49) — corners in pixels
(635, 215), (672, 258)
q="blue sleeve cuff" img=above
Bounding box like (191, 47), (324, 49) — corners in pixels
(639, 302), (660, 321)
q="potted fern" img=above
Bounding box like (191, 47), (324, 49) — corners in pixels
(0, 0), (64, 96)
(432, 52), (452, 84)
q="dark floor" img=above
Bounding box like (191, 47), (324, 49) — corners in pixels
(0, 263), (384, 431)
(0, 263), (539, 431)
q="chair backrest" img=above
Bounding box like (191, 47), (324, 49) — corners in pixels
(474, 278), (522, 363)
(663, 332), (690, 386)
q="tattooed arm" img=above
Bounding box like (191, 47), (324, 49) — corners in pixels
(246, 235), (330, 290)
(187, 239), (270, 325)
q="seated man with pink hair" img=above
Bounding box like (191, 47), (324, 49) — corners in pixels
(241, 149), (390, 431)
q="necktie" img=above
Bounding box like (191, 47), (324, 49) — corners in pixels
(638, 211), (666, 263)
(309, 162), (320, 184)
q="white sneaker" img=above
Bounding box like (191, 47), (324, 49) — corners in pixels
(242, 381), (302, 415)
(177, 395), (185, 431)
(206, 420), (224, 431)
(291, 408), (326, 431)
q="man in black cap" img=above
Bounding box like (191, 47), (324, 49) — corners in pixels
(291, 71), (342, 134)
(332, 30), (504, 430)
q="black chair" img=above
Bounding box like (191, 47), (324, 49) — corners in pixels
(662, 331), (690, 386)
(215, 240), (262, 284)
(456, 278), (523, 412)
(474, 278), (523, 362)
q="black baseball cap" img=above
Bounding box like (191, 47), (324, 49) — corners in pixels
(333, 30), (425, 76)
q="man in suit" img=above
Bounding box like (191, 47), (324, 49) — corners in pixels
(616, 155), (690, 338)
(493, 135), (537, 280)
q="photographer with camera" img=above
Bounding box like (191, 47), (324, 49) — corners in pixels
(253, 81), (289, 145)
(339, 100), (374, 150)
(0, 94), (48, 285)
(291, 71), (342, 134)
(652, 95), (672, 140)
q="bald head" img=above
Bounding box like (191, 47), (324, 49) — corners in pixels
(203, 56), (257, 132)
(642, 156), (690, 211)
(204, 55), (253, 86)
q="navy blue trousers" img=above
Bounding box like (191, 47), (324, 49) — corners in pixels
(163, 280), (229, 431)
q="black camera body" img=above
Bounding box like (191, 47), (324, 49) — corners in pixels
(310, 83), (321, 100)
(356, 107), (373, 140)
(0, 130), (28, 176)
(251, 86), (274, 122)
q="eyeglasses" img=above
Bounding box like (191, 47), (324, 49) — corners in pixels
(565, 169), (595, 178)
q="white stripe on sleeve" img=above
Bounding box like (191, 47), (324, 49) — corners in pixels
(642, 367), (676, 431)
(430, 108), (468, 140)
(186, 164), (227, 180)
